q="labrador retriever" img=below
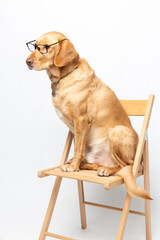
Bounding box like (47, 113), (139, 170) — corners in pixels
(26, 31), (151, 199)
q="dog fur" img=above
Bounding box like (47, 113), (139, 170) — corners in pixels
(26, 31), (152, 200)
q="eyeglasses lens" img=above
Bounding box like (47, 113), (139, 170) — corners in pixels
(38, 45), (48, 54)
(27, 42), (48, 54)
(27, 43), (35, 52)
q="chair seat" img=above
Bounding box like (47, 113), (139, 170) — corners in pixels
(38, 166), (143, 190)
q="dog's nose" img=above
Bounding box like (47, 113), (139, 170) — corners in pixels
(26, 58), (34, 66)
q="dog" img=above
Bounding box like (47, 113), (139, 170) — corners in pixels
(26, 31), (152, 200)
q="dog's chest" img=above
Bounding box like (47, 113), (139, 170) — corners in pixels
(51, 79), (89, 133)
(54, 108), (63, 119)
(54, 107), (68, 124)
(53, 97), (74, 133)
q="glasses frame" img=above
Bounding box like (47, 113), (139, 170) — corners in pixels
(26, 38), (68, 54)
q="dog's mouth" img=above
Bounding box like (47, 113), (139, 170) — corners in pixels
(28, 65), (33, 70)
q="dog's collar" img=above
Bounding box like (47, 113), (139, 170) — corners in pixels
(52, 66), (78, 97)
(52, 80), (60, 97)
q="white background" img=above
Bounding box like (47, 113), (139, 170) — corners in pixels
(0, 0), (160, 239)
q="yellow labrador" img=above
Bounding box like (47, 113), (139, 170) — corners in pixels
(26, 31), (151, 200)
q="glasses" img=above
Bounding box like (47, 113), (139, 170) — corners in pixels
(26, 38), (68, 54)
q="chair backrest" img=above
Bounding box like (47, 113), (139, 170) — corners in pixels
(120, 95), (154, 177)
(120, 100), (148, 116)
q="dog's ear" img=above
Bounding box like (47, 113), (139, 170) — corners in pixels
(54, 40), (79, 67)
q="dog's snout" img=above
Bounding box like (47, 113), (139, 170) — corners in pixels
(26, 58), (34, 66)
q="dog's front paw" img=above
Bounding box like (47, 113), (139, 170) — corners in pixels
(61, 160), (79, 172)
(97, 167), (111, 177)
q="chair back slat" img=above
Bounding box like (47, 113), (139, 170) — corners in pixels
(120, 95), (154, 177)
(120, 100), (148, 116)
(132, 95), (154, 177)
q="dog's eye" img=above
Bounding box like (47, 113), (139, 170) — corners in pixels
(35, 45), (40, 51)
(45, 45), (50, 51)
(38, 45), (48, 54)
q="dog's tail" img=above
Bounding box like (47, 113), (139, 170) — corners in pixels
(116, 165), (153, 200)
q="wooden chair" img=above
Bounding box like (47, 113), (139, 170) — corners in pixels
(38, 95), (154, 240)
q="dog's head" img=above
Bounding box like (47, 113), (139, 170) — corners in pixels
(26, 32), (79, 71)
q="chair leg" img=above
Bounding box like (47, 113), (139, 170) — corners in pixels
(39, 176), (63, 240)
(77, 180), (87, 229)
(144, 140), (152, 240)
(116, 193), (132, 240)
(39, 131), (73, 240)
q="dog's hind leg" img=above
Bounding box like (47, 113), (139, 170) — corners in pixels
(80, 125), (138, 177)
(80, 161), (122, 176)
(80, 161), (100, 170)
(97, 166), (122, 176)
(108, 125), (138, 167)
